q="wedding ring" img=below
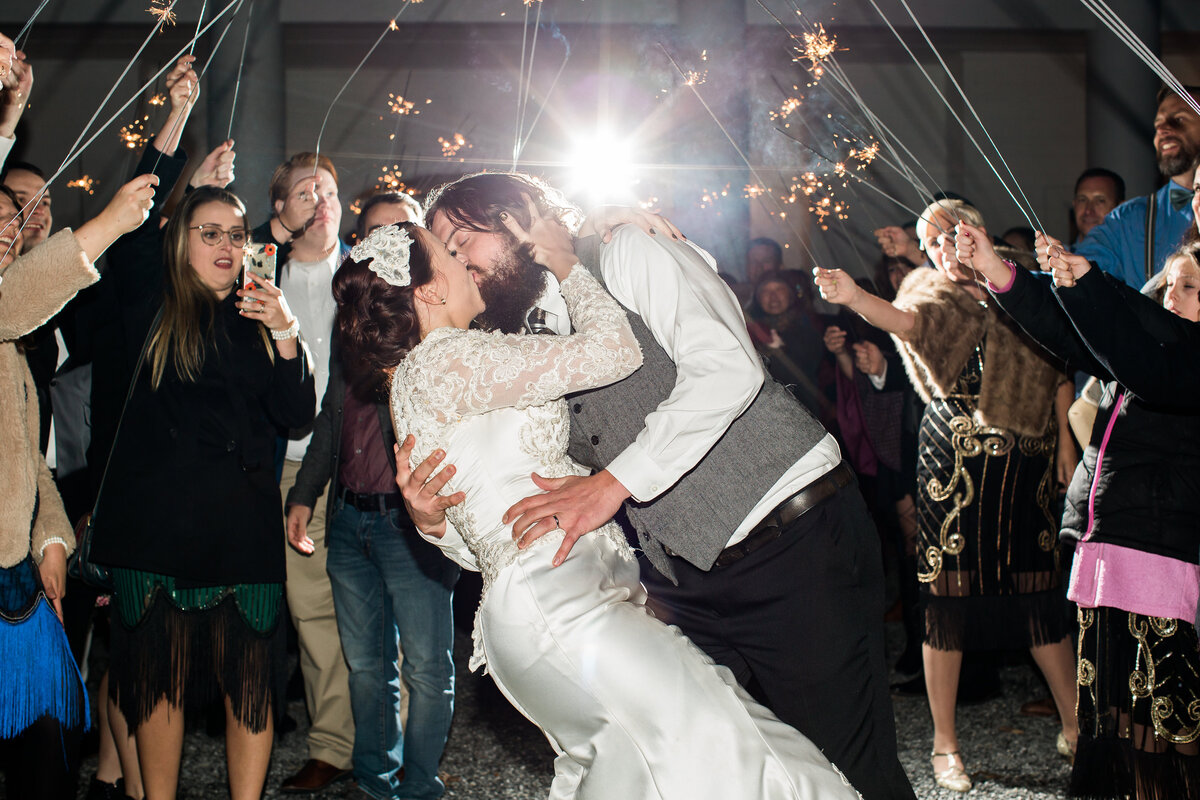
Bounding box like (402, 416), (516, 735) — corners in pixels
(552, 514), (561, 530)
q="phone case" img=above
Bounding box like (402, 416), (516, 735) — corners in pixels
(244, 243), (277, 290)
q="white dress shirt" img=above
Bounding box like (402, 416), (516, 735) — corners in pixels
(594, 228), (839, 546)
(0, 134), (13, 174)
(281, 250), (339, 461)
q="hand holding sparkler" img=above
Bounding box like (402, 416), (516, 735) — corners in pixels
(164, 54), (200, 112)
(1035, 232), (1091, 289)
(153, 55), (200, 157)
(813, 267), (861, 307)
(853, 341), (886, 378)
(73, 174), (160, 263)
(189, 139), (236, 189)
(0, 50), (31, 140)
(578, 206), (686, 243)
(874, 226), (908, 258)
(954, 222), (1009, 287)
(823, 324), (848, 355)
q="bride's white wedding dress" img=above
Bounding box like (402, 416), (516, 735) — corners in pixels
(391, 266), (859, 799)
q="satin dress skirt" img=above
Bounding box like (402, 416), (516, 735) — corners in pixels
(478, 532), (862, 800)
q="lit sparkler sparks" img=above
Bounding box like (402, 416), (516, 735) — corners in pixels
(847, 140), (880, 167)
(793, 24), (838, 84)
(387, 93), (422, 115)
(148, 0), (177, 27)
(67, 175), (98, 195)
(374, 165), (421, 195)
(743, 183), (766, 199)
(638, 196), (660, 210)
(789, 171), (849, 230)
(119, 115), (151, 149)
(769, 97), (803, 123)
(698, 183), (730, 210)
(438, 132), (471, 160)
(148, 93), (167, 106)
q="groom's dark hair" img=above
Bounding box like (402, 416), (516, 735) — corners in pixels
(424, 171), (583, 237)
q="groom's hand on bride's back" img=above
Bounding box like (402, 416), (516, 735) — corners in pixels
(504, 471), (631, 567)
(394, 436), (466, 538)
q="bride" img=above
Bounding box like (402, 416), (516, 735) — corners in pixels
(333, 200), (860, 800)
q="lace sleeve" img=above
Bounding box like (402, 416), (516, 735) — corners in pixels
(414, 266), (642, 418)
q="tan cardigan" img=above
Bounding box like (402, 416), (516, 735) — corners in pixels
(891, 266), (1063, 438)
(0, 230), (100, 568)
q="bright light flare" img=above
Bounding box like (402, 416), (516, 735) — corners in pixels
(566, 132), (639, 204)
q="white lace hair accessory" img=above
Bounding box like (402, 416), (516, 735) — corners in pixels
(351, 223), (413, 287)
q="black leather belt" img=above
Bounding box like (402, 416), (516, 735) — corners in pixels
(712, 461), (854, 568)
(336, 486), (404, 513)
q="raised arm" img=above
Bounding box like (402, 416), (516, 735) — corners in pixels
(955, 224), (1111, 379)
(1055, 262), (1200, 405)
(814, 266), (917, 338)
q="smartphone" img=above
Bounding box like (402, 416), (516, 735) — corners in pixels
(243, 243), (277, 291)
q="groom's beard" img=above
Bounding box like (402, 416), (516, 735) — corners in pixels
(475, 243), (549, 334)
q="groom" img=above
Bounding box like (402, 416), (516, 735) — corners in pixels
(400, 172), (915, 800)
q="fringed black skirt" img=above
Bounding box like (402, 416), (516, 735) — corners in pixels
(915, 349), (1070, 651)
(1070, 606), (1200, 800)
(108, 568), (283, 734)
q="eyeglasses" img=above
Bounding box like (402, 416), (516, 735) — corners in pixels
(189, 224), (249, 247)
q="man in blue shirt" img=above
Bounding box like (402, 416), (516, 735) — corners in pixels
(1074, 86), (1200, 287)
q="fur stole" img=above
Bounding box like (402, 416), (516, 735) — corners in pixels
(890, 267), (1062, 438)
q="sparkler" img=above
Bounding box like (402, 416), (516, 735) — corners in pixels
(67, 176), (97, 195)
(120, 115), (151, 149)
(865, 0), (1045, 232)
(13, 0), (52, 49)
(313, 2), (417, 174)
(794, 24), (837, 84)
(387, 94), (423, 116)
(148, 0), (177, 28)
(439, 133), (472, 160)
(1, 0), (243, 268)
(148, 94), (167, 106)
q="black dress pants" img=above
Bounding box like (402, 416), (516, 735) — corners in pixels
(641, 482), (916, 800)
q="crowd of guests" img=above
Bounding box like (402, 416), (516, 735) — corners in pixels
(1, 21), (1198, 800)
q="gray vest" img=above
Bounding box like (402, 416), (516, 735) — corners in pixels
(566, 236), (829, 580)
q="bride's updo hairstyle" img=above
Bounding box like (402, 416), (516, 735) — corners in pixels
(333, 221), (434, 396)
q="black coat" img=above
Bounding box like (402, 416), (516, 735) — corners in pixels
(990, 265), (1200, 566)
(90, 148), (315, 586)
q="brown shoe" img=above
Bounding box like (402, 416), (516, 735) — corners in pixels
(1019, 696), (1060, 719)
(280, 759), (352, 794)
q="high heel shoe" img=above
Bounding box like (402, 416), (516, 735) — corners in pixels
(1056, 731), (1076, 762)
(931, 750), (972, 792)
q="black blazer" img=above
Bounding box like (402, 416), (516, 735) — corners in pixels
(90, 148), (315, 586)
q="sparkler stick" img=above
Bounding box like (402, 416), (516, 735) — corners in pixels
(759, 0), (941, 213)
(313, 2), (415, 175)
(13, 0), (51, 49)
(1079, 0), (1200, 118)
(512, 2), (531, 169)
(513, 42), (569, 164)
(150, 0), (244, 175)
(891, 0), (1046, 232)
(657, 43), (823, 267)
(0, 0), (243, 266)
(190, 0), (209, 57)
(774, 127), (929, 221)
(864, 0), (1045, 232)
(227, 0), (255, 140)
(517, 0), (543, 156)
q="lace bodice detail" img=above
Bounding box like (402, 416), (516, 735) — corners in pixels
(390, 266), (642, 670)
(399, 268), (642, 422)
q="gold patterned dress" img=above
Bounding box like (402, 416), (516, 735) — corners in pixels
(914, 341), (1067, 651)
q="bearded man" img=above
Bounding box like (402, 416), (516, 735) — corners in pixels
(1074, 85), (1200, 287)
(398, 172), (916, 800)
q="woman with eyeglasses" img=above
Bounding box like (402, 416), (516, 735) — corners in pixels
(88, 141), (315, 797)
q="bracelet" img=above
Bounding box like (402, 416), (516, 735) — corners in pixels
(271, 319), (300, 341)
(39, 537), (70, 559)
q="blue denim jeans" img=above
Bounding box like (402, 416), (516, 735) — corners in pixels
(326, 498), (459, 800)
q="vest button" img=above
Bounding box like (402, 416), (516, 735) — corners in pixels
(226, 440), (237, 452)
(590, 435), (600, 445)
(572, 403), (582, 413)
